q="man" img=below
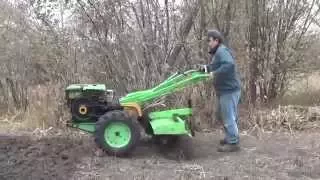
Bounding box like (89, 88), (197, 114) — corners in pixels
(200, 29), (241, 152)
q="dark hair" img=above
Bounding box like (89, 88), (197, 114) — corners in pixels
(207, 29), (224, 43)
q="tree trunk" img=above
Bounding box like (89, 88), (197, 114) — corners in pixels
(248, 0), (259, 104)
(166, 0), (200, 67)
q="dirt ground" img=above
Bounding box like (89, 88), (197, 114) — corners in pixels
(0, 129), (320, 180)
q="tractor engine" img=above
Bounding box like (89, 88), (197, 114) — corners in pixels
(65, 84), (123, 122)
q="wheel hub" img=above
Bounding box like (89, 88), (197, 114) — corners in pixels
(104, 122), (131, 148)
(79, 105), (87, 115)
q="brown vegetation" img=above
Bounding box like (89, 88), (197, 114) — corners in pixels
(0, 1), (320, 178)
(0, 0), (319, 131)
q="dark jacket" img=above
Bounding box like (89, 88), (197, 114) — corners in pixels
(206, 44), (241, 95)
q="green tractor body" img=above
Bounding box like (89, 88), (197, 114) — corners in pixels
(148, 108), (193, 135)
(65, 69), (211, 157)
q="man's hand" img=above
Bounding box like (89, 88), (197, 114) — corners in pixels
(198, 64), (208, 73)
(209, 71), (215, 78)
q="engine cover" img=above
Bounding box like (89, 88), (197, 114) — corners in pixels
(66, 84), (107, 100)
(65, 84), (121, 122)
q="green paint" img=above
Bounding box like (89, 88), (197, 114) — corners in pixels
(149, 108), (192, 119)
(104, 122), (131, 148)
(119, 70), (211, 136)
(71, 123), (95, 133)
(148, 108), (193, 135)
(119, 70), (211, 106)
(150, 118), (189, 135)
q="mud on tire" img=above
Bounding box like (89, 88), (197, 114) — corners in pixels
(94, 110), (141, 157)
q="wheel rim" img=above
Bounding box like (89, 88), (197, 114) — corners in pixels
(104, 122), (131, 148)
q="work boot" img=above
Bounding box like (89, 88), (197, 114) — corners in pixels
(217, 143), (240, 152)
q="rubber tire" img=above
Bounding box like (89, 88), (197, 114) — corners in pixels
(94, 110), (141, 157)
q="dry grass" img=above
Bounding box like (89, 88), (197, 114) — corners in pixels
(279, 90), (320, 106)
(1, 72), (320, 134)
(246, 105), (320, 133)
(0, 83), (70, 132)
(280, 71), (320, 106)
(240, 71), (320, 134)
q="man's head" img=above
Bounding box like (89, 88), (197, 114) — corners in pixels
(207, 29), (223, 50)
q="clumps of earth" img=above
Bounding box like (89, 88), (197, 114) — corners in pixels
(1, 130), (320, 180)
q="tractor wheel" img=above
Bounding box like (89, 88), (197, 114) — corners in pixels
(94, 110), (141, 157)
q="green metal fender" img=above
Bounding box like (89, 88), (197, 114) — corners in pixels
(147, 108), (193, 135)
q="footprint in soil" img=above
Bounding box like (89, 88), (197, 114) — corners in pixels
(0, 135), (93, 180)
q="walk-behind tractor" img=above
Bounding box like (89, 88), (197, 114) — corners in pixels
(65, 69), (212, 158)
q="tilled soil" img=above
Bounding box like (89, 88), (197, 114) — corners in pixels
(0, 133), (94, 180)
(1, 130), (320, 180)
